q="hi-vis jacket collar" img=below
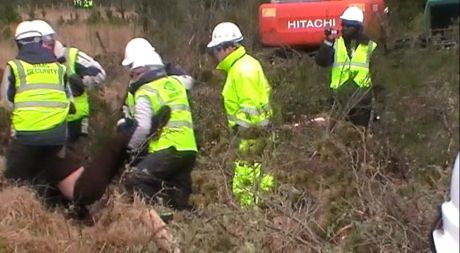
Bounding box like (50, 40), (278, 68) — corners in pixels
(217, 46), (246, 72)
(129, 68), (167, 94)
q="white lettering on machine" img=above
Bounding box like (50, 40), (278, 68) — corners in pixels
(287, 19), (336, 29)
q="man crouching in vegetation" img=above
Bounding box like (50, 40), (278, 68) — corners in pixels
(207, 22), (275, 207)
(0, 21), (127, 219)
(118, 38), (198, 211)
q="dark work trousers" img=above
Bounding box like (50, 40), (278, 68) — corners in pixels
(123, 147), (197, 210)
(67, 118), (89, 142)
(67, 135), (90, 163)
(67, 118), (90, 162)
(332, 86), (374, 128)
(5, 140), (76, 183)
(5, 132), (129, 209)
(4, 140), (79, 205)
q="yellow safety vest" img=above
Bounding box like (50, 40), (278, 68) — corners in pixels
(65, 47), (90, 122)
(132, 76), (197, 153)
(8, 59), (69, 132)
(331, 37), (377, 90)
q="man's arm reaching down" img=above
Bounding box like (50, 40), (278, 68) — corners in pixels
(128, 97), (153, 151)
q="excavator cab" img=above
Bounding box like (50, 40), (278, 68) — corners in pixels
(424, 0), (459, 38)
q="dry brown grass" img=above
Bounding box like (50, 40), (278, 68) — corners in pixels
(0, 185), (179, 252)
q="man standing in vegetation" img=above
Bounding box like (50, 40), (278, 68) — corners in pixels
(119, 38), (198, 210)
(315, 6), (378, 128)
(207, 22), (275, 207)
(32, 19), (106, 158)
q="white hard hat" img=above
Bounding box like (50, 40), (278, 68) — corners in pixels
(129, 50), (164, 70)
(432, 153), (460, 253)
(15, 21), (42, 41)
(207, 22), (243, 48)
(451, 153), (459, 211)
(32, 19), (56, 37)
(340, 6), (364, 23)
(122, 38), (156, 67)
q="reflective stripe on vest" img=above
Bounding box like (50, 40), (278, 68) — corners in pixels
(137, 85), (165, 106)
(331, 37), (377, 90)
(239, 103), (272, 116)
(14, 101), (69, 108)
(8, 59), (69, 131)
(133, 76), (197, 152)
(65, 47), (90, 122)
(227, 115), (270, 128)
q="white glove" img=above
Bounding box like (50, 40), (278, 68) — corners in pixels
(174, 75), (194, 90)
(122, 105), (133, 119)
(116, 118), (127, 127)
(82, 74), (106, 89)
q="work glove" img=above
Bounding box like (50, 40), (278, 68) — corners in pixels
(68, 74), (85, 96)
(116, 117), (136, 135)
(122, 104), (133, 119)
(116, 118), (136, 147)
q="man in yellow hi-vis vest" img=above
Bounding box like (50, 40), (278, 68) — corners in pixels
(316, 6), (378, 127)
(117, 38), (197, 210)
(32, 20), (106, 161)
(207, 22), (275, 207)
(0, 21), (84, 204)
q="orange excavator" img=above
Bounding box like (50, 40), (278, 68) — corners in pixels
(259, 0), (387, 48)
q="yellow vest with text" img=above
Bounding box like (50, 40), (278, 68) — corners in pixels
(8, 60), (69, 132)
(331, 37), (377, 90)
(133, 76), (197, 153)
(65, 47), (90, 122)
(217, 46), (272, 129)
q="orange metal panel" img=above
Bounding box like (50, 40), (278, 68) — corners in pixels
(259, 0), (386, 47)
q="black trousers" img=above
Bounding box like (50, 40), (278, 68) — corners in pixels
(123, 147), (196, 210)
(5, 132), (130, 208)
(347, 92), (373, 127)
(332, 86), (374, 128)
(4, 140), (80, 206)
(4, 140), (76, 184)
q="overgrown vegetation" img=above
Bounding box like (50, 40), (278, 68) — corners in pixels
(0, 1), (458, 252)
